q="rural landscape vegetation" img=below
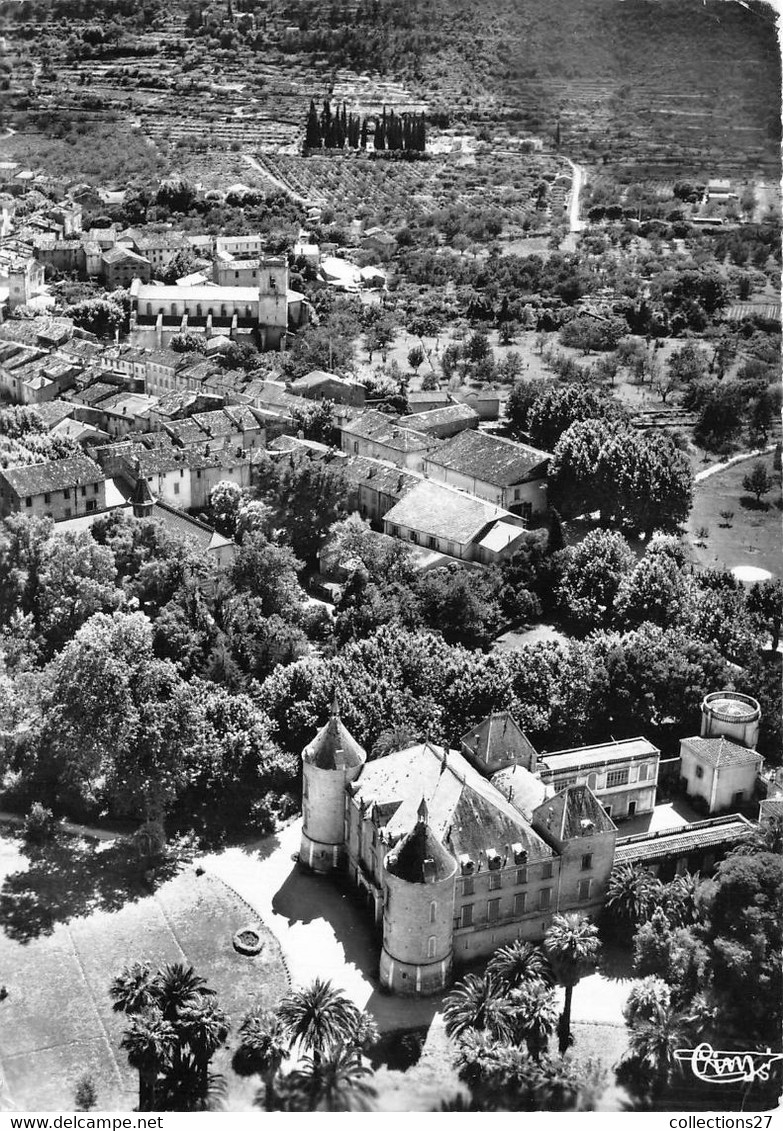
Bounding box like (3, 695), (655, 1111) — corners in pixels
(0, 0), (780, 1116)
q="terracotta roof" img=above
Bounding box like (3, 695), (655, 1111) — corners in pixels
(383, 479), (515, 545)
(303, 703), (367, 771)
(682, 736), (761, 768)
(615, 815), (754, 865)
(341, 410), (435, 453)
(399, 404), (479, 433)
(0, 452), (103, 496)
(425, 429), (550, 486)
(343, 454), (420, 498)
(491, 764), (553, 822)
(760, 799), (783, 822)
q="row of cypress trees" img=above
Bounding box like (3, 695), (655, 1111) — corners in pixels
(304, 99), (426, 153)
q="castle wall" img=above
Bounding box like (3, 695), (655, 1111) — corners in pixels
(379, 864), (456, 996)
(300, 762), (353, 873)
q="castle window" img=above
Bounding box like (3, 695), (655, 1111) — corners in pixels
(487, 898), (500, 924)
(695, 766), (704, 780)
(578, 879), (591, 902)
(462, 876), (474, 896)
(581, 853), (592, 872)
(427, 936), (436, 958)
(460, 904), (473, 928)
(25, 497), (32, 508)
(516, 867), (527, 885)
(539, 888), (551, 911)
(43, 493), (50, 504)
(606, 768), (629, 788)
(514, 891), (527, 916)
(429, 901), (437, 924)
(587, 773), (598, 790)
(541, 862), (553, 880)
(489, 871), (501, 891)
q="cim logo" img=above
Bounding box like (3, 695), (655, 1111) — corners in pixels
(674, 1043), (783, 1085)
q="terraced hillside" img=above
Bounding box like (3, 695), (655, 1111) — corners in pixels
(0, 0), (779, 182)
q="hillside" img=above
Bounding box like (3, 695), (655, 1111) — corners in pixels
(0, 0), (779, 179)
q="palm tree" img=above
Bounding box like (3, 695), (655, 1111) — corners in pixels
(626, 1001), (688, 1095)
(544, 912), (602, 1055)
(110, 961), (157, 1015)
(443, 973), (511, 1041)
(662, 871), (700, 927)
(622, 976), (671, 1029)
(237, 1006), (290, 1110)
(277, 979), (360, 1068)
(509, 982), (558, 1061)
(154, 963), (215, 1022)
(605, 863), (662, 940)
(487, 940), (553, 991)
(284, 1042), (376, 1111)
(121, 1008), (176, 1112)
(175, 996), (230, 1108)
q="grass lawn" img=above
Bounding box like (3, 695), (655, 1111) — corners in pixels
(685, 451), (782, 579)
(0, 828), (288, 1112)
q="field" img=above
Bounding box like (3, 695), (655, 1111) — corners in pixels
(685, 450), (782, 579)
(0, 826), (288, 1112)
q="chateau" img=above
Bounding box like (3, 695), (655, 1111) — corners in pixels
(299, 695), (766, 997)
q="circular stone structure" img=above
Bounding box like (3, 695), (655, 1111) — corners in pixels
(701, 691), (761, 749)
(233, 924), (265, 956)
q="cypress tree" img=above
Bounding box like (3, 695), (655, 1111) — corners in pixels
(360, 118), (368, 149)
(305, 99), (321, 150)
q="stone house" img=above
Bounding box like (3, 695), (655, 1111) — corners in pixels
(423, 430), (550, 520)
(398, 403), (479, 439)
(340, 410), (441, 473)
(0, 453), (106, 520)
(539, 738), (660, 823)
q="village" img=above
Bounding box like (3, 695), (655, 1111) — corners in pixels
(0, 0), (781, 1117)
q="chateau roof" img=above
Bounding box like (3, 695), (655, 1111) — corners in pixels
(385, 817), (455, 884)
(462, 711), (538, 771)
(533, 785), (616, 844)
(424, 429), (550, 486)
(491, 764), (553, 821)
(682, 736), (762, 768)
(303, 703), (367, 770)
(350, 741), (553, 864)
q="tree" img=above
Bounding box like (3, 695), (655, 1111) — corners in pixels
(747, 578), (783, 650)
(208, 480), (243, 537)
(111, 962), (158, 1016)
(277, 979), (360, 1069)
(407, 345), (424, 372)
(229, 533), (305, 620)
(121, 1008), (176, 1112)
(162, 248), (198, 285)
(666, 341), (708, 387)
(505, 380), (544, 438)
(236, 1007), (290, 1110)
(281, 1043), (376, 1112)
(555, 530), (636, 632)
(544, 913), (601, 1055)
(604, 863), (664, 943)
(170, 332), (206, 355)
(614, 554), (690, 631)
(67, 298), (124, 338)
(508, 982), (559, 1061)
(444, 974), (509, 1042)
(742, 461), (773, 504)
(254, 452), (351, 564)
(527, 385), (625, 454)
(486, 940), (553, 992)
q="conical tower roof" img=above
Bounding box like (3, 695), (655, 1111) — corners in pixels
(130, 468), (156, 516)
(302, 697), (367, 771)
(385, 813), (456, 885)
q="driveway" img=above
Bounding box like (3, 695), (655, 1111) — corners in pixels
(200, 820), (444, 1032)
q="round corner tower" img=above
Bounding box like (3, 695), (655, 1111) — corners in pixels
(299, 698), (366, 874)
(379, 802), (457, 997)
(700, 691), (761, 750)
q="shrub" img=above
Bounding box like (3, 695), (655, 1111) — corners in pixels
(23, 802), (58, 845)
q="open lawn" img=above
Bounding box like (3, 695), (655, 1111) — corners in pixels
(0, 827), (288, 1112)
(685, 450), (782, 579)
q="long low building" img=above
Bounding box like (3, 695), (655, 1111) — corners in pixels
(614, 814), (755, 879)
(539, 738), (660, 822)
(382, 478), (531, 564)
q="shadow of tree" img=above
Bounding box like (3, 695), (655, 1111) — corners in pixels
(739, 494), (771, 512)
(0, 833), (183, 943)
